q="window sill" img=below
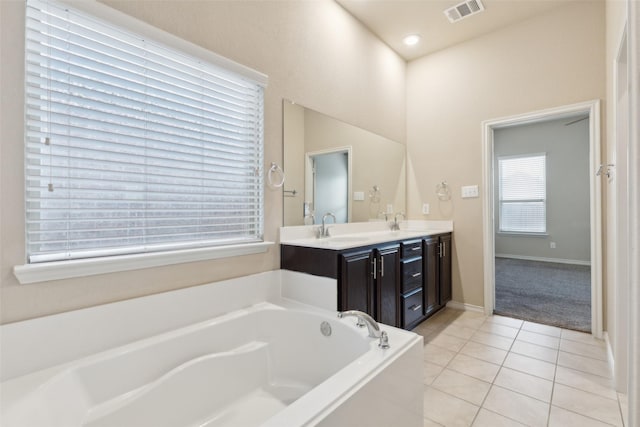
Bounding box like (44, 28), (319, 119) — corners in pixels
(13, 241), (275, 285)
(497, 232), (549, 237)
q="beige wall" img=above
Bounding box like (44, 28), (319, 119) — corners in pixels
(0, 0), (406, 323)
(406, 2), (606, 307)
(283, 101), (306, 226)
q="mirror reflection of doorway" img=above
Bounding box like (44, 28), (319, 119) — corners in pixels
(305, 147), (351, 224)
(313, 152), (348, 223)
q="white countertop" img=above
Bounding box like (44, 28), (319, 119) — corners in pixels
(279, 220), (453, 250)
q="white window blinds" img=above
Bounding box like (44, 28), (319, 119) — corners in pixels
(25, 0), (265, 263)
(498, 154), (546, 234)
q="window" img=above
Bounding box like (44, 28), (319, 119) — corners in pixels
(498, 154), (546, 234)
(25, 0), (266, 264)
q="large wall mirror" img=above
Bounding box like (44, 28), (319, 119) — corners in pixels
(283, 100), (406, 226)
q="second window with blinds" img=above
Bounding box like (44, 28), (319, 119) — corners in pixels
(498, 154), (547, 234)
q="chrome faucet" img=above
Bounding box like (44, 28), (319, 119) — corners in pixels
(378, 211), (389, 221)
(303, 213), (316, 225)
(337, 310), (390, 349)
(319, 212), (336, 238)
(337, 310), (381, 338)
(390, 212), (405, 231)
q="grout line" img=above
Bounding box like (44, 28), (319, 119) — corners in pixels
(548, 404), (620, 427)
(553, 381), (620, 402)
(617, 393), (628, 427)
(423, 413), (445, 427)
(546, 336), (561, 426)
(555, 346), (609, 362)
(555, 351), (613, 379)
(474, 407), (529, 426)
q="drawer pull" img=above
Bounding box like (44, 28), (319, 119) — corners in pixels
(411, 247), (421, 251)
(409, 304), (422, 312)
(411, 272), (421, 278)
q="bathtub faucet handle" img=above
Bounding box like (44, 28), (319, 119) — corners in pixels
(337, 310), (382, 339)
(378, 331), (390, 349)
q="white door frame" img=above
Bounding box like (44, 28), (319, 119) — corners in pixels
(304, 146), (353, 222)
(481, 100), (603, 338)
(613, 23), (630, 392)
(627, 0), (639, 423)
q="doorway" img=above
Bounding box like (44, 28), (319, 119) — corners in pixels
(482, 100), (603, 337)
(304, 147), (352, 224)
(492, 116), (591, 331)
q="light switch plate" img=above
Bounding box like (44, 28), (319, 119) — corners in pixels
(353, 191), (365, 201)
(461, 185), (479, 198)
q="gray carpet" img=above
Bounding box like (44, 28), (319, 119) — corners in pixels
(494, 257), (591, 332)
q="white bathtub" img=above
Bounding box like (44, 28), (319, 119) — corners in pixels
(0, 271), (423, 427)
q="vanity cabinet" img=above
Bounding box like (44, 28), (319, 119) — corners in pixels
(375, 245), (401, 327)
(400, 240), (423, 329)
(423, 234), (452, 318)
(423, 236), (440, 316)
(439, 234), (452, 304)
(339, 249), (374, 315)
(280, 232), (452, 331)
(339, 245), (400, 327)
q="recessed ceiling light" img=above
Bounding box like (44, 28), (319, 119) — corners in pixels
(402, 34), (421, 46)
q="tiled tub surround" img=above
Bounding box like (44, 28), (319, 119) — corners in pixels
(418, 308), (627, 427)
(279, 220), (453, 250)
(0, 271), (423, 427)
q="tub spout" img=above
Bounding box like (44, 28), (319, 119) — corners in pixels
(337, 310), (382, 338)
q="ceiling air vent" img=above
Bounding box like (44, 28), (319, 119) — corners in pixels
(444, 0), (485, 23)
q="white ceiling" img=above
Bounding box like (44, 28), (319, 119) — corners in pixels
(336, 0), (574, 61)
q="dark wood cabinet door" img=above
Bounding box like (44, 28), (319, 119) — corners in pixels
(377, 245), (400, 327)
(423, 236), (440, 316)
(439, 234), (452, 304)
(339, 249), (374, 315)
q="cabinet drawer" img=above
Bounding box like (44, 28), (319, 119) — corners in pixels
(401, 240), (422, 258)
(401, 258), (422, 293)
(403, 289), (423, 327)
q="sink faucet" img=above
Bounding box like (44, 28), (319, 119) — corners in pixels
(390, 212), (405, 231)
(319, 212), (336, 238)
(303, 213), (316, 225)
(337, 310), (390, 348)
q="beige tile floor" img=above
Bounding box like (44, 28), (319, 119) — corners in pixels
(415, 307), (628, 427)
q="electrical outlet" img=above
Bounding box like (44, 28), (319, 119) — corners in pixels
(386, 204), (393, 214)
(422, 203), (430, 215)
(550, 242), (556, 249)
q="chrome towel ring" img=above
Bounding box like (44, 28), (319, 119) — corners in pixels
(436, 181), (451, 201)
(267, 162), (285, 188)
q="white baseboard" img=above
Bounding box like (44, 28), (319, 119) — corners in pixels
(446, 300), (485, 313)
(495, 254), (591, 266)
